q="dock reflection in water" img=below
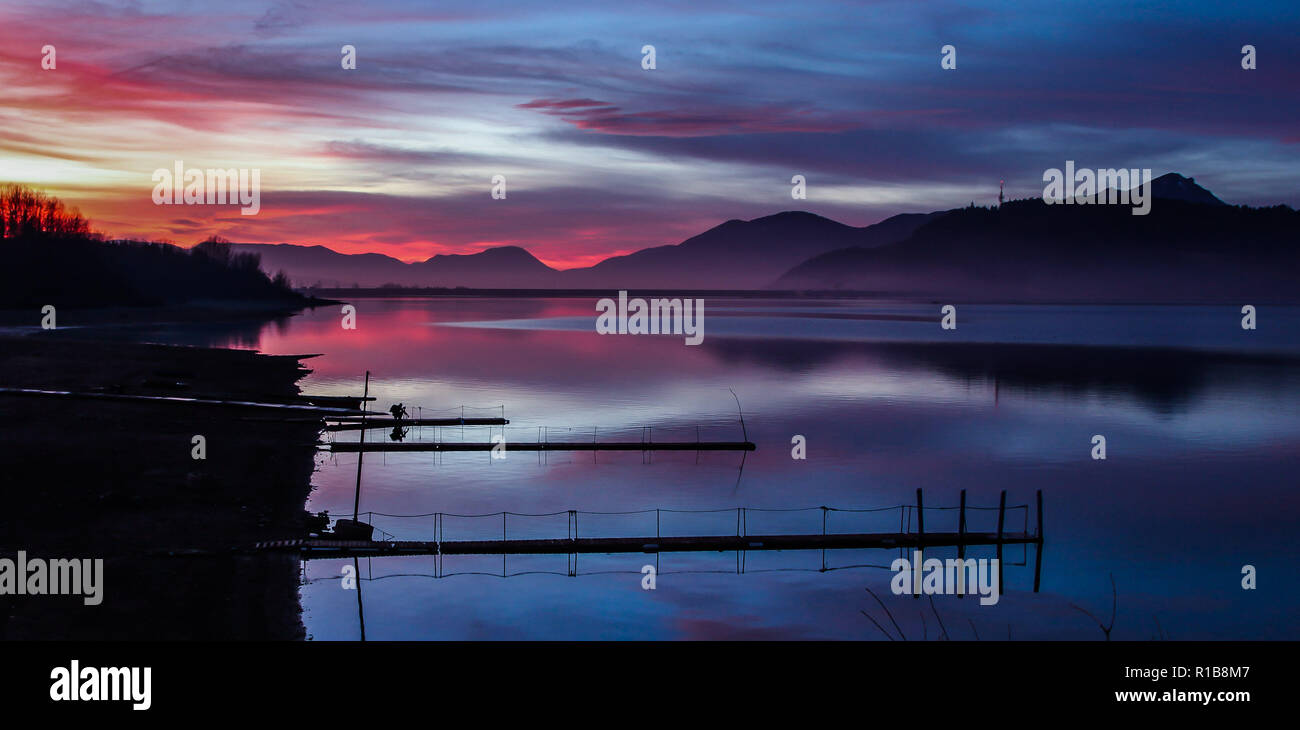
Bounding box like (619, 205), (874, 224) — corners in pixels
(130, 297), (1300, 640)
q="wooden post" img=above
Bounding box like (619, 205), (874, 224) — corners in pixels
(996, 490), (1006, 591)
(957, 489), (967, 558)
(352, 370), (369, 522)
(821, 506), (828, 572)
(957, 489), (966, 597)
(1033, 489), (1044, 593)
(915, 488), (924, 598)
(915, 488), (924, 537)
(354, 555), (365, 642)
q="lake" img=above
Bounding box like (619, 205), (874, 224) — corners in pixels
(117, 297), (1300, 639)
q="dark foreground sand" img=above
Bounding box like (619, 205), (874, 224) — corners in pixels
(0, 335), (326, 639)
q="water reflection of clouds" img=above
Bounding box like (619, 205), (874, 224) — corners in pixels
(300, 552), (1109, 641)
(251, 299), (1300, 639)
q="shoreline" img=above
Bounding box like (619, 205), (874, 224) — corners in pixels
(0, 334), (327, 639)
(301, 287), (1300, 306)
(0, 298), (337, 328)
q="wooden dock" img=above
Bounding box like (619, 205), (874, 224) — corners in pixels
(265, 530), (1038, 558)
(0, 387), (369, 415)
(292, 394), (375, 409)
(324, 417), (509, 431)
(259, 489), (1045, 589)
(325, 440), (755, 452)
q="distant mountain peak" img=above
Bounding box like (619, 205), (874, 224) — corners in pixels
(701, 211), (842, 233)
(754, 210), (833, 221)
(422, 245), (543, 263)
(1151, 173), (1227, 206)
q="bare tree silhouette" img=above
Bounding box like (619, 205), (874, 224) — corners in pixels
(0, 184), (90, 239)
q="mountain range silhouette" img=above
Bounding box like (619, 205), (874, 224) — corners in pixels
(232, 173), (1297, 302)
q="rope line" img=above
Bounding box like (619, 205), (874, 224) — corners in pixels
(304, 499), (1033, 543)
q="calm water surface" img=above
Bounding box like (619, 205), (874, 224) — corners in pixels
(126, 298), (1300, 639)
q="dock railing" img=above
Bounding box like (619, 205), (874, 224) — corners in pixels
(342, 489), (1033, 544)
(286, 489), (1044, 587)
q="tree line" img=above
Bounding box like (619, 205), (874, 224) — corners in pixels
(0, 184), (300, 308)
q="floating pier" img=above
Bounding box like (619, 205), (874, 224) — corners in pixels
(324, 417), (509, 431)
(260, 489), (1045, 591)
(268, 530), (1037, 558)
(324, 439), (755, 452)
(291, 394), (376, 409)
(0, 387), (369, 415)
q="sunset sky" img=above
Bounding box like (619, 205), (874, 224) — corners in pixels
(1, 0), (1297, 268)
